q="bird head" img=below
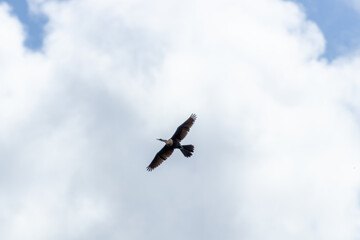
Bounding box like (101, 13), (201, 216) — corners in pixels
(157, 138), (167, 143)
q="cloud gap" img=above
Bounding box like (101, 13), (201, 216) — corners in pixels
(1, 0), (48, 51)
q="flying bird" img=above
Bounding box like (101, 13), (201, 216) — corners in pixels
(147, 114), (197, 171)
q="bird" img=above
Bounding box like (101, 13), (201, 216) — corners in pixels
(147, 114), (197, 171)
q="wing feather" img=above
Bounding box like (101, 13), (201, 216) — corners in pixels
(171, 114), (197, 142)
(147, 145), (174, 171)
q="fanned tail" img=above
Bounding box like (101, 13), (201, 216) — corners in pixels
(180, 145), (194, 157)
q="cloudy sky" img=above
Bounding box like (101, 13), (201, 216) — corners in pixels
(1, 0), (360, 239)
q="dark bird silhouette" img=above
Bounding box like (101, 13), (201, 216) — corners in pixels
(147, 114), (197, 171)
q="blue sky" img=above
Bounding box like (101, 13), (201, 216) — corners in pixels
(1, 0), (47, 50)
(292, 0), (360, 59)
(3, 0), (360, 59)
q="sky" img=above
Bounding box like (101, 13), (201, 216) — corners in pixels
(4, 0), (360, 59)
(292, 0), (360, 59)
(1, 0), (47, 50)
(0, 0), (360, 239)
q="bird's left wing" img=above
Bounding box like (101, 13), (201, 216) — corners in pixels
(147, 145), (174, 171)
(171, 114), (197, 142)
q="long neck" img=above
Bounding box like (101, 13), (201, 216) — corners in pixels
(160, 138), (173, 146)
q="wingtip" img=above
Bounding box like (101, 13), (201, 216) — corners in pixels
(191, 113), (197, 120)
(146, 166), (154, 172)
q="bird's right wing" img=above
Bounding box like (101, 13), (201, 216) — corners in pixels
(171, 114), (197, 142)
(147, 145), (174, 171)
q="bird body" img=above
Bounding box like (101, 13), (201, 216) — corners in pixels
(172, 140), (181, 148)
(157, 138), (175, 147)
(158, 138), (181, 148)
(147, 114), (197, 171)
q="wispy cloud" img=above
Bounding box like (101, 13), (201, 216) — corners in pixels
(346, 0), (360, 12)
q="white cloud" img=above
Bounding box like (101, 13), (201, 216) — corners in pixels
(1, 0), (360, 239)
(0, 3), (51, 141)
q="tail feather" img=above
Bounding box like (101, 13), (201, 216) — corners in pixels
(180, 145), (194, 157)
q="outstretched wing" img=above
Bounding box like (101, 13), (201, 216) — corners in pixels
(147, 145), (174, 171)
(171, 114), (197, 142)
